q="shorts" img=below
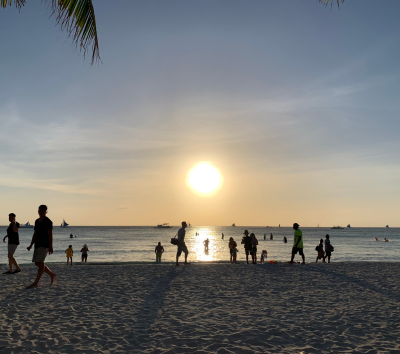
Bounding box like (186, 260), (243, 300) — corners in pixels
(292, 247), (304, 256)
(229, 249), (233, 254)
(82, 253), (88, 258)
(325, 250), (332, 257)
(156, 253), (162, 258)
(8, 244), (18, 254)
(32, 247), (49, 263)
(245, 248), (251, 255)
(232, 250), (237, 256)
(252, 247), (257, 254)
(177, 244), (189, 257)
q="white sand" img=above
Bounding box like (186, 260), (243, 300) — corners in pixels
(0, 262), (400, 353)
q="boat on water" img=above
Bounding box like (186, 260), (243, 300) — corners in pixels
(61, 219), (69, 228)
(386, 225), (389, 228)
(375, 237), (389, 242)
(20, 221), (34, 228)
(347, 224), (351, 228)
(331, 226), (344, 229)
(232, 223), (236, 227)
(155, 223), (173, 229)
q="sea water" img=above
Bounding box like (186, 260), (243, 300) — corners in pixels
(0, 226), (398, 265)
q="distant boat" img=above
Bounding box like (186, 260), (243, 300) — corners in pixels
(232, 223), (236, 227)
(20, 221), (33, 228)
(155, 223), (172, 229)
(61, 219), (69, 228)
(331, 226), (344, 229)
(386, 225), (389, 228)
(347, 224), (351, 228)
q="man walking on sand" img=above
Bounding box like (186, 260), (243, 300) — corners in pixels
(290, 223), (305, 264)
(3, 213), (22, 274)
(176, 221), (189, 266)
(26, 205), (56, 288)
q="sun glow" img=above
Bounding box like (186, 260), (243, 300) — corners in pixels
(188, 163), (222, 195)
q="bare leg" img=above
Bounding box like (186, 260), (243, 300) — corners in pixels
(290, 253), (295, 263)
(233, 255), (236, 264)
(8, 254), (13, 272)
(328, 256), (331, 263)
(302, 254), (305, 264)
(44, 265), (57, 284)
(184, 252), (189, 264)
(316, 257), (318, 263)
(26, 262), (45, 288)
(176, 251), (180, 266)
(246, 254), (249, 264)
(254, 253), (257, 264)
(71, 257), (73, 266)
(11, 256), (21, 271)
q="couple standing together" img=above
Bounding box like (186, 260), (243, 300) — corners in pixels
(241, 230), (259, 264)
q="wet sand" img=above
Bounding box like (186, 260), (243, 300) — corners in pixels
(0, 262), (399, 353)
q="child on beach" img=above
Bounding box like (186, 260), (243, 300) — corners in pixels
(315, 239), (325, 263)
(65, 245), (73, 266)
(260, 250), (267, 263)
(155, 242), (164, 262)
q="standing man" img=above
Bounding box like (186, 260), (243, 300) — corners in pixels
(155, 242), (164, 262)
(222, 233), (224, 240)
(324, 234), (332, 263)
(290, 223), (305, 264)
(26, 205), (56, 288)
(241, 230), (252, 264)
(3, 213), (21, 274)
(176, 221), (189, 266)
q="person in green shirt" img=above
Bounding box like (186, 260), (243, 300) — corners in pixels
(290, 223), (305, 264)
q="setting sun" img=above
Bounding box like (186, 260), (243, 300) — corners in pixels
(188, 163), (222, 195)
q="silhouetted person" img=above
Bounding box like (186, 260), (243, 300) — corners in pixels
(270, 233), (273, 240)
(176, 221), (189, 266)
(26, 205), (56, 288)
(229, 237), (238, 263)
(203, 238), (210, 252)
(283, 236), (287, 243)
(3, 213), (21, 274)
(222, 233), (224, 240)
(260, 250), (267, 263)
(264, 234), (266, 240)
(324, 234), (332, 263)
(290, 223), (305, 264)
(250, 233), (258, 264)
(155, 242), (164, 262)
(81, 244), (89, 262)
(315, 239), (325, 263)
(241, 230), (252, 264)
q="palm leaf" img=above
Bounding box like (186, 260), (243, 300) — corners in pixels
(1, 0), (100, 64)
(318, 0), (345, 8)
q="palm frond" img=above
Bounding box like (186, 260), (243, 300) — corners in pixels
(49, 0), (100, 65)
(318, 0), (345, 8)
(0, 0), (26, 8)
(1, 0), (100, 65)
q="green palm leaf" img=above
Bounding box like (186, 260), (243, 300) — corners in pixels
(318, 0), (345, 8)
(1, 0), (100, 64)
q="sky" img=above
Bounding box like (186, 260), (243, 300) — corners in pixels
(0, 0), (400, 226)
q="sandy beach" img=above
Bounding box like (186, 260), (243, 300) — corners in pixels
(1, 262), (400, 353)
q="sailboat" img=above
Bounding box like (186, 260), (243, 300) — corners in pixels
(347, 224), (351, 228)
(385, 225), (389, 228)
(231, 223), (236, 227)
(61, 219), (69, 228)
(20, 221), (34, 228)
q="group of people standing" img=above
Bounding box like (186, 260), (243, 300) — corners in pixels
(172, 221), (333, 265)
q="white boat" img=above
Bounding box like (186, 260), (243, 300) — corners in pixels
(347, 224), (351, 228)
(155, 223), (172, 229)
(20, 221), (34, 228)
(231, 223), (236, 227)
(61, 219), (69, 228)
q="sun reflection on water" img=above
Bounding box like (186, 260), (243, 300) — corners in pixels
(190, 227), (223, 262)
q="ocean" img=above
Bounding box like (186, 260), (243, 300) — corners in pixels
(0, 225), (398, 265)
